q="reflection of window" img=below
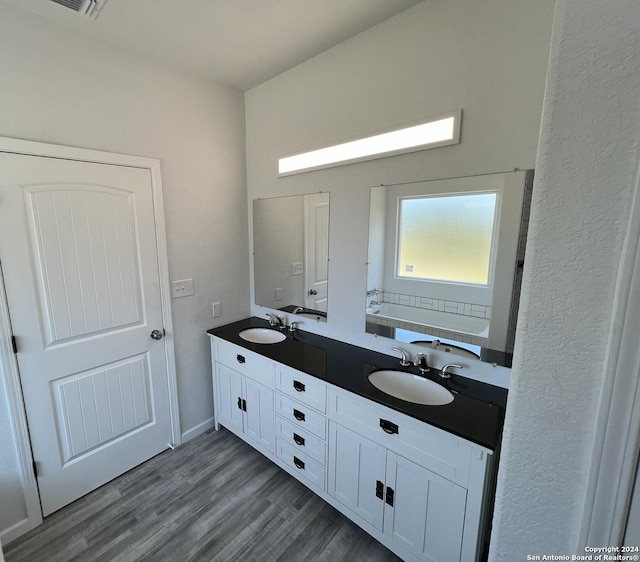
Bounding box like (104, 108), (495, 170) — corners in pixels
(397, 192), (498, 285)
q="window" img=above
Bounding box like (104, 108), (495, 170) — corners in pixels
(278, 111), (461, 176)
(396, 192), (498, 285)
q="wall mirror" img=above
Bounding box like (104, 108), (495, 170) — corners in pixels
(253, 193), (330, 321)
(366, 170), (533, 367)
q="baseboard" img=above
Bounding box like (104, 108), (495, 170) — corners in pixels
(1, 517), (37, 546)
(181, 417), (215, 443)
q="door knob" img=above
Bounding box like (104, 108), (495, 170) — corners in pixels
(308, 289), (318, 295)
(150, 329), (164, 340)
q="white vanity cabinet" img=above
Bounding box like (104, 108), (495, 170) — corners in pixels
(212, 339), (276, 454)
(327, 386), (493, 562)
(209, 333), (495, 562)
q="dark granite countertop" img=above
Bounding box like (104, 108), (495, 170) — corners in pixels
(207, 317), (507, 450)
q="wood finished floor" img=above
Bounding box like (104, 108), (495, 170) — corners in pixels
(5, 428), (400, 562)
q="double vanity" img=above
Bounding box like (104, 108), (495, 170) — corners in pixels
(208, 317), (507, 562)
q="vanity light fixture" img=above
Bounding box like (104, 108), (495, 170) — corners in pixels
(278, 110), (461, 176)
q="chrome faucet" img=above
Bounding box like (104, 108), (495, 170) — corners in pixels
(440, 364), (463, 379)
(288, 321), (299, 333)
(391, 347), (411, 367)
(413, 353), (430, 374)
(267, 313), (285, 329)
(292, 306), (304, 314)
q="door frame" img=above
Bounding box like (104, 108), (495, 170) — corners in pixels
(0, 136), (181, 541)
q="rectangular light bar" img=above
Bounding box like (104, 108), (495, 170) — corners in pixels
(278, 110), (461, 176)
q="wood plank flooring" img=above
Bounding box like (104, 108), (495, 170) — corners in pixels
(5, 428), (400, 562)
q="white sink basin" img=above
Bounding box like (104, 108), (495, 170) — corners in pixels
(368, 370), (454, 406)
(239, 328), (286, 344)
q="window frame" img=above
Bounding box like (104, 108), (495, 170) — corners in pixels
(393, 189), (503, 290)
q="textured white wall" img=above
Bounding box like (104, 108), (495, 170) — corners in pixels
(490, 0), (640, 558)
(0, 2), (248, 537)
(245, 0), (554, 387)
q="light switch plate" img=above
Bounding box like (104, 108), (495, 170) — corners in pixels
(291, 262), (304, 276)
(172, 278), (194, 298)
(212, 302), (221, 318)
(275, 287), (282, 301)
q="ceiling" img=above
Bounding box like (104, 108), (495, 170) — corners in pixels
(1, 0), (424, 91)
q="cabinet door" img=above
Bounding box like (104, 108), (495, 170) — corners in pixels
(243, 377), (275, 453)
(327, 422), (386, 530)
(216, 363), (243, 434)
(384, 452), (467, 562)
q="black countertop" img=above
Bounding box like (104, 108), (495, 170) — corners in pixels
(207, 317), (508, 450)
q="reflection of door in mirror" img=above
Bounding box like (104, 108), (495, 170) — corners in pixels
(366, 171), (533, 367)
(253, 193), (330, 321)
(304, 193), (329, 312)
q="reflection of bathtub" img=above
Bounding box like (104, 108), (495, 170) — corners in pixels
(367, 302), (489, 342)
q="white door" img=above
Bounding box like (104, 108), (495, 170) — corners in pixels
(327, 422), (386, 530)
(304, 193), (329, 311)
(0, 153), (173, 516)
(384, 452), (466, 561)
(243, 377), (275, 452)
(215, 363), (243, 435)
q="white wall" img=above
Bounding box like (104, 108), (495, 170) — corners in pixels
(253, 195), (305, 309)
(245, 0), (554, 387)
(0, 3), (248, 538)
(490, 0), (640, 558)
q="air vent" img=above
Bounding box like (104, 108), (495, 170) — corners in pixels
(50, 0), (108, 19)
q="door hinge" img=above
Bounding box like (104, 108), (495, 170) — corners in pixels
(11, 335), (17, 354)
(33, 460), (38, 477)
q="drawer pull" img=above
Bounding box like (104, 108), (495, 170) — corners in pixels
(376, 480), (384, 500)
(380, 419), (399, 435)
(385, 486), (395, 507)
(293, 408), (306, 422)
(236, 354), (246, 364)
(293, 380), (306, 392)
(237, 397), (242, 410)
(293, 433), (305, 446)
(293, 456), (305, 470)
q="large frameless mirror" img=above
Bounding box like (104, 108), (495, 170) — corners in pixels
(366, 170), (533, 367)
(253, 193), (330, 322)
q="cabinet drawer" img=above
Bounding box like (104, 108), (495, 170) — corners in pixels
(276, 416), (326, 465)
(214, 338), (275, 386)
(277, 437), (325, 491)
(275, 394), (326, 440)
(328, 387), (473, 487)
(277, 366), (327, 413)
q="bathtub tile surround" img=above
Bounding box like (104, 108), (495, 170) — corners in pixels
(381, 290), (491, 320)
(366, 289), (491, 347)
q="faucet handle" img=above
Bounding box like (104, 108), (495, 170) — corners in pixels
(267, 313), (283, 328)
(288, 321), (299, 333)
(391, 347), (411, 367)
(413, 353), (430, 374)
(440, 364), (463, 379)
